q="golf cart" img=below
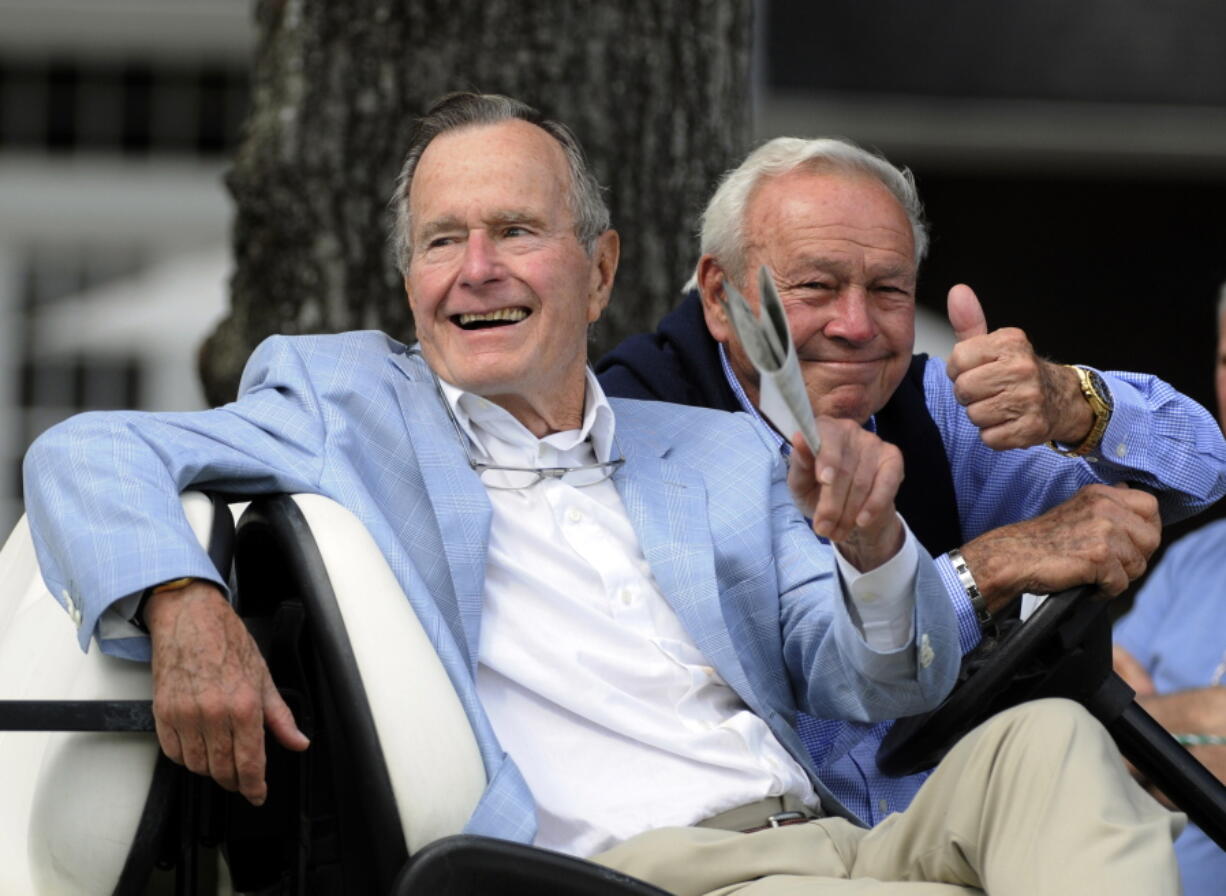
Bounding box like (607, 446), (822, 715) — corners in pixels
(1, 491), (1223, 894)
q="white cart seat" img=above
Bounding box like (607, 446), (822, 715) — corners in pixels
(272, 493), (486, 853)
(0, 492), (223, 895)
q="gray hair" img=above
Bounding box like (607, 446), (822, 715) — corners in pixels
(692, 136), (929, 288)
(390, 92), (610, 272)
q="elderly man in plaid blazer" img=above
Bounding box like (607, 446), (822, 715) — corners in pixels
(23, 93), (1180, 894)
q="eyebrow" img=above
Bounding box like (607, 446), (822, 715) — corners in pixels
(792, 256), (915, 282)
(417, 216), (464, 245)
(869, 263), (916, 282)
(417, 209), (549, 245)
(485, 209), (548, 230)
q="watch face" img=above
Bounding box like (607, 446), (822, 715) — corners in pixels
(1087, 370), (1114, 412)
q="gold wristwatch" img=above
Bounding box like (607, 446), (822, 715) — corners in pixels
(1047, 365), (1113, 457)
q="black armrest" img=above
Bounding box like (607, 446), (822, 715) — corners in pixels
(394, 835), (674, 896)
(0, 699), (154, 731)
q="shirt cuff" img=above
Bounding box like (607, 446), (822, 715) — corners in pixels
(1059, 369), (1140, 466)
(1092, 371), (1147, 466)
(99, 575), (224, 649)
(834, 515), (918, 651)
(111, 590), (143, 624)
(935, 552), (987, 655)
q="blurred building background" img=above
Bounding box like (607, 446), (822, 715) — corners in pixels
(2, 0), (1224, 537)
(0, 0), (251, 531)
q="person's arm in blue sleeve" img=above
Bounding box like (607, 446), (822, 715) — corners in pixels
(777, 420), (959, 722)
(22, 334), (327, 805)
(923, 286), (1206, 619)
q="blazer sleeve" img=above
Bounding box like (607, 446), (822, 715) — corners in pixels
(769, 454), (961, 724)
(23, 335), (329, 657)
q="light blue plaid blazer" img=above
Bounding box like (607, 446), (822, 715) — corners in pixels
(23, 331), (959, 841)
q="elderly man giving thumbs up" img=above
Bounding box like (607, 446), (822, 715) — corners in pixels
(596, 135), (1226, 825)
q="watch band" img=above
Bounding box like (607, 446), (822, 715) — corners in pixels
(947, 548), (992, 628)
(133, 576), (197, 633)
(1047, 365), (1113, 457)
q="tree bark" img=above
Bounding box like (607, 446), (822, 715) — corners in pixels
(201, 0), (752, 405)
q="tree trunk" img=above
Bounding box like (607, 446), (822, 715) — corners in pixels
(201, 0), (752, 405)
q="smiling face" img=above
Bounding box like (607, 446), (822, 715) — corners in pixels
(404, 119), (618, 435)
(699, 168), (917, 424)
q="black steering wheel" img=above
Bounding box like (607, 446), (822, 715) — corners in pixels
(877, 581), (1226, 852)
(877, 584), (1109, 777)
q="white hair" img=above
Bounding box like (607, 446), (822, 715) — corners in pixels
(689, 136), (928, 289)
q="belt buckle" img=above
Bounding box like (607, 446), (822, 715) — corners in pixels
(766, 810), (808, 828)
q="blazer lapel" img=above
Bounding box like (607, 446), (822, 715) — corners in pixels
(390, 354), (491, 671)
(613, 414), (754, 701)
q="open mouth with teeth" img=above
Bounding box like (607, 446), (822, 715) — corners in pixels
(452, 307), (531, 330)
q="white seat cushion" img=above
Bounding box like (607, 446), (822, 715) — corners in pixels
(287, 493), (487, 853)
(0, 491), (221, 895)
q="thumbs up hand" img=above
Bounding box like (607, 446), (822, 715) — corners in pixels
(945, 284), (1092, 450)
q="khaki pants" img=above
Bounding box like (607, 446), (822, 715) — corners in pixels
(594, 699), (1184, 895)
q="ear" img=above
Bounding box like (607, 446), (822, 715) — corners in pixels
(586, 229), (620, 323)
(697, 255), (733, 344)
(403, 274), (417, 311)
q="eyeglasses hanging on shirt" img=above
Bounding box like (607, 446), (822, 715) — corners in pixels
(466, 457), (624, 490)
(414, 349), (626, 490)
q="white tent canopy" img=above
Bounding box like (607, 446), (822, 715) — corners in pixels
(32, 245), (231, 411)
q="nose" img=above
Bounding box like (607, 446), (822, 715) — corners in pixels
(458, 230), (501, 288)
(823, 287), (877, 346)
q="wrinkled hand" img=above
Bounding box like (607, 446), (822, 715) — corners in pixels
(787, 417), (905, 571)
(146, 581), (309, 805)
(945, 284), (1092, 450)
(958, 483), (1160, 611)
